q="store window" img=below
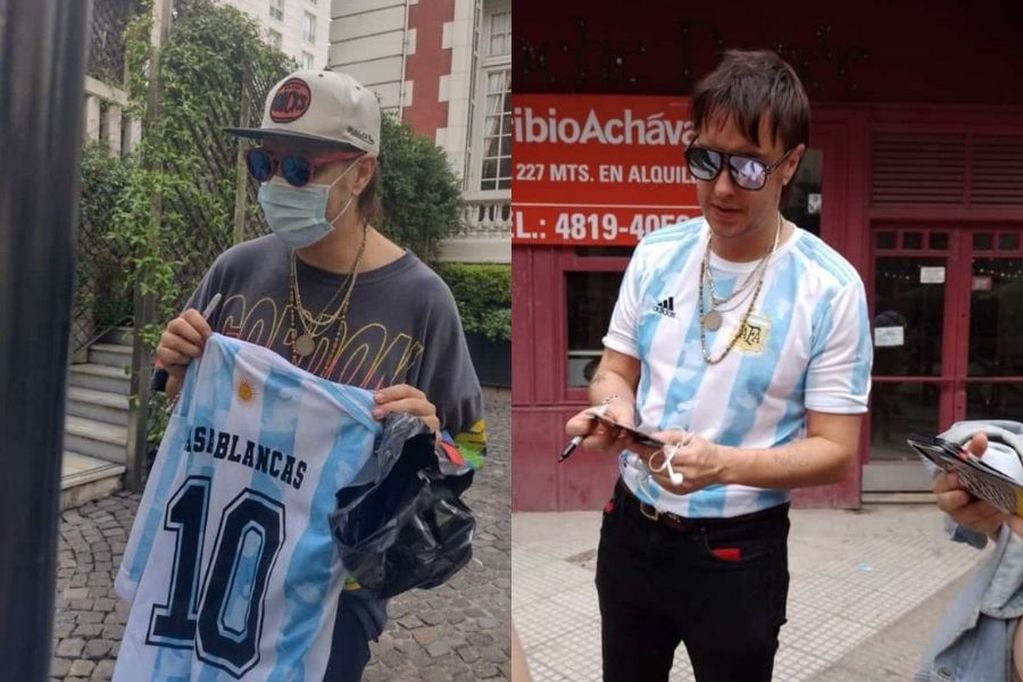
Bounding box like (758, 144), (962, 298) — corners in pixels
(781, 149), (822, 236)
(967, 257), (1023, 421)
(566, 264), (630, 388)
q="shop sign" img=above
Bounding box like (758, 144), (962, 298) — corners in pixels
(512, 94), (701, 246)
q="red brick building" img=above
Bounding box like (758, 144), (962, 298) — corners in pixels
(329, 0), (511, 263)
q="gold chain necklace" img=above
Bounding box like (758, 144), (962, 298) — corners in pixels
(293, 225), (368, 331)
(698, 215), (782, 365)
(288, 224), (368, 363)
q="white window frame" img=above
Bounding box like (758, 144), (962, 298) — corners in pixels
(302, 52), (315, 70)
(469, 0), (512, 193)
(303, 11), (316, 45)
(269, 0), (284, 22)
(267, 28), (283, 50)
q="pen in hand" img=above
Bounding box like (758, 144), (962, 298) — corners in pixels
(557, 404), (610, 463)
(558, 436), (584, 463)
(201, 292), (223, 320)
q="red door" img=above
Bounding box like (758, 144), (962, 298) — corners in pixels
(865, 226), (1023, 492)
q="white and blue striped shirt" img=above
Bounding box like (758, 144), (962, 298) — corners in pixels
(604, 218), (872, 518)
(114, 334), (381, 680)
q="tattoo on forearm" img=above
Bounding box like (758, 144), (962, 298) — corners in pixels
(590, 371), (609, 387)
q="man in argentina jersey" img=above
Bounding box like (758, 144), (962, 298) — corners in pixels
(566, 50), (872, 682)
(114, 333), (385, 680)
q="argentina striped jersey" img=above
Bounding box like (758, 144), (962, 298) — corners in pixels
(114, 334), (381, 680)
(603, 218), (872, 518)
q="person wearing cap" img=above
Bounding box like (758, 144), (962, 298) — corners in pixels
(563, 50), (872, 681)
(151, 68), (486, 680)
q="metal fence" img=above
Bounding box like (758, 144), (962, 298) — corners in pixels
(72, 0), (289, 361)
(134, 0), (288, 317)
(71, 0), (140, 361)
(86, 0), (139, 85)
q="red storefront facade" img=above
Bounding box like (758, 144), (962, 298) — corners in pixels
(511, 1), (1023, 511)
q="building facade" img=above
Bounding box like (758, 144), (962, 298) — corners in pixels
(328, 0), (511, 263)
(224, 0), (331, 70)
(512, 0), (1023, 510)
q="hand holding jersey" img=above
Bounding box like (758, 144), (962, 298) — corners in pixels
(157, 315), (443, 438)
(117, 334), (388, 680)
(372, 383), (441, 437)
(138, 67), (485, 681)
(156, 308), (213, 398)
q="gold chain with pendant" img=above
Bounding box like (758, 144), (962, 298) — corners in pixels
(288, 223), (368, 366)
(697, 214), (781, 365)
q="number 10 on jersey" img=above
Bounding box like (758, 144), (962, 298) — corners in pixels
(146, 476), (286, 678)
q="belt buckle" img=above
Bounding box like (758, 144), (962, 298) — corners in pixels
(639, 501), (660, 522)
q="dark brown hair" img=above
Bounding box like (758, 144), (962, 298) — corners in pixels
(357, 168), (383, 226)
(692, 49), (810, 150)
(331, 141), (383, 226)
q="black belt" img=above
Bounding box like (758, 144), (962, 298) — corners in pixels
(617, 480), (788, 534)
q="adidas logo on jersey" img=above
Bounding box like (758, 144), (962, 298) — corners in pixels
(653, 297), (676, 318)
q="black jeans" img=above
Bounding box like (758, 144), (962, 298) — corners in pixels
(595, 481), (790, 682)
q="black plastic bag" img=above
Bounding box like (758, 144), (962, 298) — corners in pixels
(331, 415), (476, 599)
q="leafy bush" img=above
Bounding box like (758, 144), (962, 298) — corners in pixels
(77, 142), (136, 329)
(378, 115), (464, 262)
(435, 263), (511, 342)
(111, 0), (296, 348)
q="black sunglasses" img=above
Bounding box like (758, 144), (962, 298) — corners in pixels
(684, 145), (793, 191)
(245, 147), (364, 187)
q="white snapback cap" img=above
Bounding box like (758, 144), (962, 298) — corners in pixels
(225, 69), (381, 154)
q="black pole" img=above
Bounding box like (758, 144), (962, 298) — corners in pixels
(0, 0), (92, 679)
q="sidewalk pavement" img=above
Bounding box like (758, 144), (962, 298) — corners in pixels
(513, 503), (988, 681)
(50, 387), (510, 681)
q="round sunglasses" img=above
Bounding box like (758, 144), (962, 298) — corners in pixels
(684, 145), (793, 191)
(245, 147), (364, 187)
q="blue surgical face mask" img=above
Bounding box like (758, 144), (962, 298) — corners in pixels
(257, 161), (359, 249)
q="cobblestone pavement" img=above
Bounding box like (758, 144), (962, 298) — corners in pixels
(50, 387), (511, 681)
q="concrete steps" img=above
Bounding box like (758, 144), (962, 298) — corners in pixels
(62, 326), (135, 510)
(87, 342), (132, 370)
(64, 415), (128, 463)
(66, 386), (130, 426)
(69, 363), (130, 394)
(61, 452), (125, 510)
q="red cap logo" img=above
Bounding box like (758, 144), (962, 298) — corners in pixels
(270, 79), (312, 123)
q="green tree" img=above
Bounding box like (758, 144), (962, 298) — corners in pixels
(378, 114), (464, 262)
(111, 0), (295, 347)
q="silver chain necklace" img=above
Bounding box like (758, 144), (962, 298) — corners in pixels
(699, 214), (782, 334)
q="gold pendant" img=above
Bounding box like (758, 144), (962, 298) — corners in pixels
(294, 333), (316, 357)
(702, 310), (723, 332)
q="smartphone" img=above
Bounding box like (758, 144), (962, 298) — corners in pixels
(589, 412), (665, 448)
(907, 433), (1023, 515)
